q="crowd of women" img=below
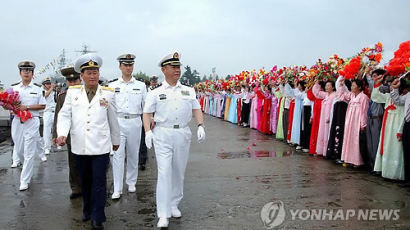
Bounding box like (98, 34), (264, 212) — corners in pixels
(195, 40), (410, 186)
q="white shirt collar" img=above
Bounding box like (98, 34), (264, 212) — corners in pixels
(162, 80), (182, 89)
(19, 81), (34, 88)
(119, 76), (135, 83)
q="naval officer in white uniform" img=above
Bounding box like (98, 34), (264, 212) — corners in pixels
(41, 77), (56, 155)
(109, 54), (147, 200)
(57, 53), (120, 229)
(143, 52), (205, 228)
(5, 61), (47, 191)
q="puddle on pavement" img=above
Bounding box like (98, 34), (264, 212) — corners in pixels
(0, 168), (7, 176)
(138, 208), (155, 215)
(217, 150), (293, 159)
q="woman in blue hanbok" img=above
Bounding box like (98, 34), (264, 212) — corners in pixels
(228, 91), (238, 124)
(290, 81), (306, 146)
(209, 93), (213, 115)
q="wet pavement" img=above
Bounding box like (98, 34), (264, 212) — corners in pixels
(0, 114), (409, 229)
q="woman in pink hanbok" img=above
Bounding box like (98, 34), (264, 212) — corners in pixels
(338, 78), (369, 166)
(249, 86), (259, 129)
(312, 80), (337, 157)
(270, 87), (279, 134)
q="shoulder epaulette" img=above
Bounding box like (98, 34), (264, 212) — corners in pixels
(108, 78), (118, 83)
(34, 83), (42, 87)
(151, 83), (162, 90)
(102, 86), (114, 92)
(181, 82), (191, 87)
(69, 85), (82, 89)
(11, 82), (20, 86)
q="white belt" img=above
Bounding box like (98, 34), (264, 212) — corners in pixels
(117, 113), (141, 119)
(156, 123), (188, 129)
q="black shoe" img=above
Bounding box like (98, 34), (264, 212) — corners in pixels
(91, 220), (104, 229)
(82, 213), (90, 222)
(70, 193), (82, 200)
(139, 164), (146, 171)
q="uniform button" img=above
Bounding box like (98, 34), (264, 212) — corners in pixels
(87, 121), (90, 124)
(88, 114), (90, 116)
(87, 129), (90, 131)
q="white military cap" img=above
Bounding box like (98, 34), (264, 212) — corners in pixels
(150, 75), (159, 81)
(74, 53), (103, 73)
(158, 52), (182, 67)
(117, 54), (136, 64)
(42, 77), (51, 84)
(18, 61), (36, 70)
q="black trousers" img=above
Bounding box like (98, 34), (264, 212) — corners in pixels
(282, 109), (289, 142)
(300, 106), (312, 149)
(75, 153), (110, 223)
(359, 131), (370, 170)
(403, 121), (410, 182)
(139, 126), (147, 165)
(67, 141), (81, 194)
(241, 102), (250, 124)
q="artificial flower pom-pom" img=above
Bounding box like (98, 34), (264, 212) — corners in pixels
(385, 40), (410, 77)
(338, 56), (362, 79)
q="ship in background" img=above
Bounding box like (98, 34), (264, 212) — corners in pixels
(0, 44), (104, 130)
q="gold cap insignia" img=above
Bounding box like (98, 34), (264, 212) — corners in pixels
(88, 60), (95, 67)
(173, 52), (179, 59)
(126, 54), (131, 59)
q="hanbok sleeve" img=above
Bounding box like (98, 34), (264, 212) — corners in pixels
(336, 82), (352, 102)
(390, 88), (405, 106)
(359, 93), (370, 129)
(312, 82), (327, 99)
(284, 83), (294, 97)
(371, 86), (389, 104)
(294, 88), (304, 99)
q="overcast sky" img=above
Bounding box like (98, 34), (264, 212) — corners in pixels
(0, 0), (409, 87)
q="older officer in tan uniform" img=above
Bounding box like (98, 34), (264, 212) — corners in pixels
(57, 54), (120, 229)
(52, 66), (82, 199)
(143, 52), (205, 228)
(109, 54), (146, 200)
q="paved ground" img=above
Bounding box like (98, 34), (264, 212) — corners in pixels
(0, 114), (409, 230)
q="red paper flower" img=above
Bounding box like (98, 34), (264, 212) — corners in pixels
(262, 78), (269, 86)
(385, 40), (410, 76)
(0, 89), (33, 123)
(339, 56), (362, 79)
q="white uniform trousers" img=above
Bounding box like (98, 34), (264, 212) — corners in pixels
(112, 116), (142, 193)
(153, 126), (192, 218)
(11, 117), (42, 185)
(11, 117), (23, 165)
(42, 111), (55, 151)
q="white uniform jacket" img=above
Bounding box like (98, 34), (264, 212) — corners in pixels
(57, 85), (120, 155)
(143, 81), (201, 126)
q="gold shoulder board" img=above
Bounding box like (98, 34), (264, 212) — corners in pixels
(102, 86), (114, 92)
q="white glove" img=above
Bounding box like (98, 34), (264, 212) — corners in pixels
(197, 126), (206, 143)
(145, 130), (154, 149)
